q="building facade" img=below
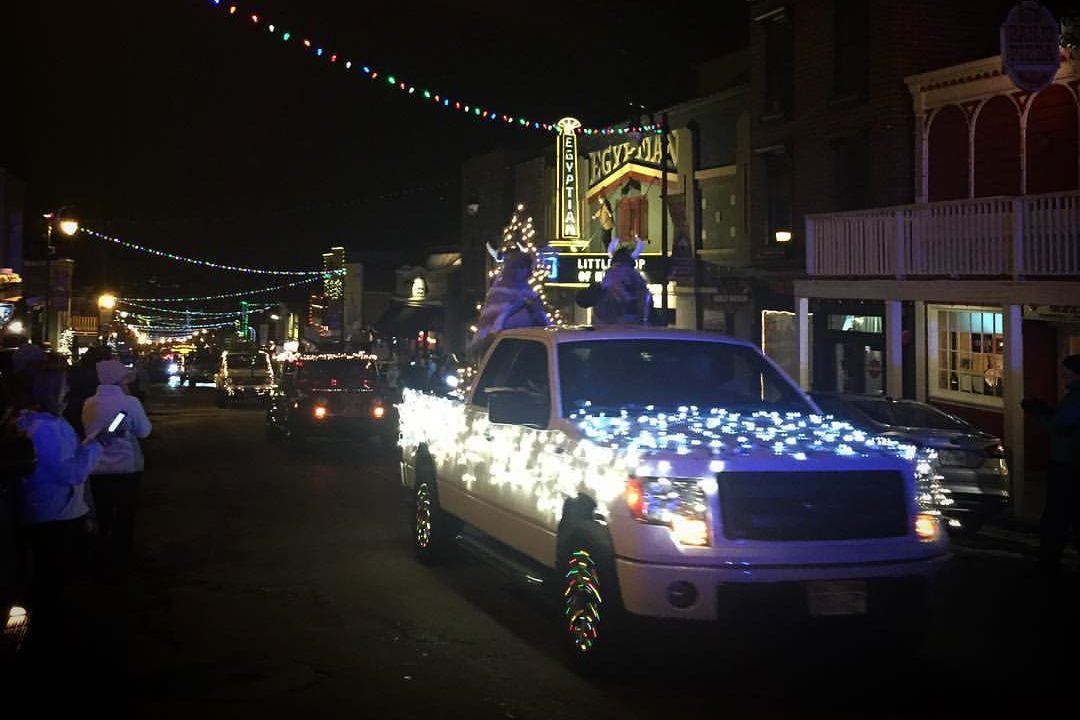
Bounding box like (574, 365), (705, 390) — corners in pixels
(792, 34), (1079, 516)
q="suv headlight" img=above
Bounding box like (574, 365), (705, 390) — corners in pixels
(625, 476), (710, 547)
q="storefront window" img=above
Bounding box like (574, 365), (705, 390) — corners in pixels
(827, 314), (882, 333)
(928, 306), (1004, 407)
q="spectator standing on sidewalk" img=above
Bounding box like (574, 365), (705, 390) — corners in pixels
(82, 359), (152, 581)
(63, 345), (112, 440)
(10, 344), (107, 650)
(1022, 353), (1080, 582)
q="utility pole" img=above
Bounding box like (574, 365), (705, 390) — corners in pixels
(660, 111), (669, 314)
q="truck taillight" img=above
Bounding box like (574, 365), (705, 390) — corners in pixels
(625, 477), (645, 520)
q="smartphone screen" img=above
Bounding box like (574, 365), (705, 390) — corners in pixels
(107, 411), (127, 433)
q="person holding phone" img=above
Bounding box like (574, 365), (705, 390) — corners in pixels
(82, 359), (152, 581)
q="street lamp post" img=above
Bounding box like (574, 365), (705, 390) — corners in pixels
(659, 111), (669, 315)
(42, 207), (79, 347)
(98, 292), (117, 346)
(632, 105), (671, 319)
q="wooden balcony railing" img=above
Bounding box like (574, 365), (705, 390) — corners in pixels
(70, 315), (98, 333)
(806, 191), (1080, 278)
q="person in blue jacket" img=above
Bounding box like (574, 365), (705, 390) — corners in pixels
(10, 345), (110, 648)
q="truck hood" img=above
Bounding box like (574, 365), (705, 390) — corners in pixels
(568, 408), (925, 467)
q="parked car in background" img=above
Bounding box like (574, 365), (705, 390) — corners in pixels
(809, 392), (1010, 534)
(215, 349), (275, 407)
(265, 352), (398, 450)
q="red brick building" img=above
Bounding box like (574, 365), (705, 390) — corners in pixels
(779, 1), (1080, 517)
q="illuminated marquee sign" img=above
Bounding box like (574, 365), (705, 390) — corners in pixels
(555, 117), (582, 242)
(587, 131), (680, 185)
(544, 253), (662, 287)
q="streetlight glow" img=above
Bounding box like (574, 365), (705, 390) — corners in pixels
(58, 218), (80, 236)
(98, 293), (117, 310)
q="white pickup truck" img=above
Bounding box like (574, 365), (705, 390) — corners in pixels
(397, 326), (950, 670)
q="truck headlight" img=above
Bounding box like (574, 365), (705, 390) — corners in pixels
(626, 476), (710, 547)
(371, 399), (386, 420)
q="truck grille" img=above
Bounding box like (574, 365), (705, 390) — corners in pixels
(716, 471), (908, 541)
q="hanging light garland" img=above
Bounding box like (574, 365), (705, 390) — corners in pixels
(131, 319), (239, 331)
(118, 299), (276, 317)
(82, 227), (329, 275)
(204, 1), (664, 137)
(121, 274), (333, 303)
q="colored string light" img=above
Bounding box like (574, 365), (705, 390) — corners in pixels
(118, 299), (276, 317)
(131, 319), (238, 331)
(203, 1), (664, 137)
(82, 227), (329, 275)
(121, 274), (334, 303)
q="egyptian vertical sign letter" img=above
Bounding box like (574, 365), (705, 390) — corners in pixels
(556, 117), (582, 241)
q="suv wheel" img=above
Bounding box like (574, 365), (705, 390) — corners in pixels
(561, 540), (626, 674)
(413, 470), (459, 564)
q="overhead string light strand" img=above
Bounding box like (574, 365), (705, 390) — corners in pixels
(205, 1), (663, 137)
(121, 274), (331, 303)
(82, 227), (333, 276)
(118, 299), (276, 317)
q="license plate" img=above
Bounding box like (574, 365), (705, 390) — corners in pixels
(807, 581), (867, 617)
(340, 398), (365, 417)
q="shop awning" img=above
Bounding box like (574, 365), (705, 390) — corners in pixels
(373, 301), (443, 337)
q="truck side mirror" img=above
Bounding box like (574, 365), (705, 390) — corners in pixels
(487, 388), (549, 429)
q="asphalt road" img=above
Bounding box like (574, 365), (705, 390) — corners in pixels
(7, 382), (1079, 719)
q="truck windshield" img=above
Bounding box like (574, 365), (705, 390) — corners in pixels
(558, 339), (813, 417)
(227, 352), (269, 369)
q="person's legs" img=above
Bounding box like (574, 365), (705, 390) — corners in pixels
(111, 472), (141, 577)
(1039, 462), (1070, 578)
(90, 474), (119, 576)
(24, 517), (85, 646)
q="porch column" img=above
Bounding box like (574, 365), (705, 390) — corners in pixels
(1002, 304), (1026, 518)
(914, 301), (927, 402)
(885, 300), (903, 399)
(796, 296), (810, 390)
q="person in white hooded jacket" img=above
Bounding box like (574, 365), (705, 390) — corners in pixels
(82, 358), (152, 580)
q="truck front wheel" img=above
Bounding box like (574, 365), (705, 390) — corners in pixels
(413, 470), (459, 564)
(560, 540), (627, 674)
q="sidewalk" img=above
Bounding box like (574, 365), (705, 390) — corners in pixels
(953, 514), (1080, 567)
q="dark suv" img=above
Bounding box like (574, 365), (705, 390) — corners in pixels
(810, 392), (1010, 534)
(265, 353), (398, 450)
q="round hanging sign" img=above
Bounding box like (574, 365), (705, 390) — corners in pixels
(1001, 1), (1061, 92)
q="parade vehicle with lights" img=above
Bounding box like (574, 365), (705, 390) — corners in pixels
(264, 352), (397, 449)
(215, 349), (275, 407)
(180, 350), (219, 387)
(397, 325), (951, 670)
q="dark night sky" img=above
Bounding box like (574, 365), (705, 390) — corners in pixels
(2, 0), (748, 305)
